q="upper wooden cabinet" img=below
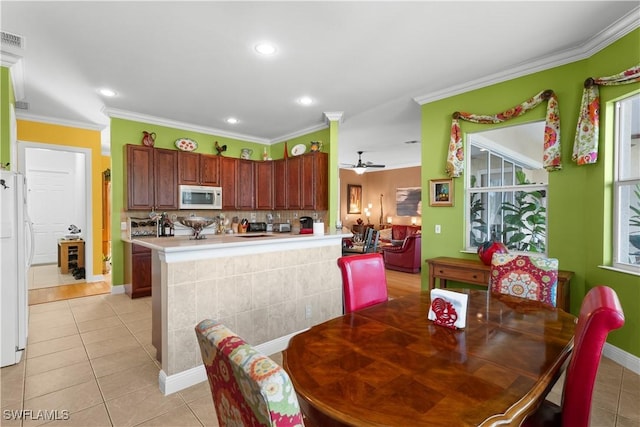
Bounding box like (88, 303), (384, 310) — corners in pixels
(127, 145), (178, 210)
(273, 159), (287, 210)
(220, 157), (237, 210)
(286, 156), (303, 209)
(255, 161), (273, 210)
(301, 152), (328, 210)
(178, 152), (220, 186)
(236, 159), (255, 210)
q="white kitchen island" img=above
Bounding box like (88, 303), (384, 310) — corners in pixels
(131, 229), (351, 395)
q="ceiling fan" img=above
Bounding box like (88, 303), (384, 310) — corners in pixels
(342, 151), (386, 174)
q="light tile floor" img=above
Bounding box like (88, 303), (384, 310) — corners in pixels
(1, 293), (639, 426)
(29, 264), (83, 290)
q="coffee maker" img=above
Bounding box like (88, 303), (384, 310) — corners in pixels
(299, 216), (314, 234)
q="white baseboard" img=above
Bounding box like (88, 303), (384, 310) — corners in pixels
(604, 343), (640, 375)
(110, 285), (125, 295)
(158, 329), (307, 395)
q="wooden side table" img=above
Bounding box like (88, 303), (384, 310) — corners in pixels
(58, 239), (85, 274)
(426, 256), (573, 312)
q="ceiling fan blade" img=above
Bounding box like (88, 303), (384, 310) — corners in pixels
(365, 164), (386, 168)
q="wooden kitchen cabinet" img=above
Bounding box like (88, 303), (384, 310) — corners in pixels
(177, 151), (199, 185)
(286, 156), (302, 209)
(200, 154), (220, 186)
(236, 159), (255, 209)
(255, 161), (274, 210)
(220, 156), (237, 209)
(128, 243), (151, 298)
(301, 152), (328, 210)
(273, 159), (287, 209)
(127, 145), (178, 210)
(179, 152), (220, 186)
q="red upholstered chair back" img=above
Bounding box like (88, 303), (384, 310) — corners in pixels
(337, 253), (389, 313)
(561, 286), (625, 427)
(195, 320), (305, 426)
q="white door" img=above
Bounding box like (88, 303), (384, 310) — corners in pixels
(25, 149), (85, 265)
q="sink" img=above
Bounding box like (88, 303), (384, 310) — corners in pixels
(177, 216), (216, 240)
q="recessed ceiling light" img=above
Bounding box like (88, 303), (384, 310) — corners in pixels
(254, 42), (277, 55)
(226, 117), (239, 124)
(99, 88), (117, 97)
(297, 96), (314, 106)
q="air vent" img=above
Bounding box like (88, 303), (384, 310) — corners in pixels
(15, 101), (29, 110)
(403, 140), (420, 144)
(1, 31), (24, 49)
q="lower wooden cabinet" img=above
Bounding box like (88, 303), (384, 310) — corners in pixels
(127, 243), (151, 298)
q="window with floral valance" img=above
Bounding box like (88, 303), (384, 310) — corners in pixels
(446, 90), (561, 178)
(572, 64), (640, 165)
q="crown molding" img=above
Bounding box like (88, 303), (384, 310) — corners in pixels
(271, 122), (329, 144)
(103, 107), (271, 145)
(324, 111), (344, 123)
(413, 6), (640, 105)
(15, 111), (106, 131)
(1, 50), (25, 101)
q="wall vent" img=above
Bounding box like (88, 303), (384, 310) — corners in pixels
(15, 101), (29, 110)
(1, 31), (24, 49)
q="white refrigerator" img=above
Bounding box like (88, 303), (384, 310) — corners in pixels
(1, 170), (33, 367)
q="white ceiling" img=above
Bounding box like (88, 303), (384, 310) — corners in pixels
(2, 1), (638, 170)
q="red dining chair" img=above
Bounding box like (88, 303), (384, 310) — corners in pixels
(337, 253), (389, 313)
(195, 319), (306, 426)
(490, 253), (559, 307)
(522, 285), (625, 427)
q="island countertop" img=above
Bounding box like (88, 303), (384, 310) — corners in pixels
(130, 229), (352, 262)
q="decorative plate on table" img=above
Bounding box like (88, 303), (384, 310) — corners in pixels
(175, 138), (198, 152)
(291, 143), (306, 156)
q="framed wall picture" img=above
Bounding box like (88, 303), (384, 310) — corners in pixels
(430, 179), (454, 207)
(396, 187), (422, 216)
(347, 184), (362, 214)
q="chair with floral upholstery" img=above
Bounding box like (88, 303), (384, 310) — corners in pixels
(489, 253), (559, 307)
(195, 319), (305, 427)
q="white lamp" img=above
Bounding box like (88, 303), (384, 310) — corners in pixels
(354, 167), (366, 175)
(411, 217), (417, 225)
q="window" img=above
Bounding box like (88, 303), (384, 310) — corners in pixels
(466, 123), (548, 253)
(613, 93), (640, 273)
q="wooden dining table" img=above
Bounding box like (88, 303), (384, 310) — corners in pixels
(283, 290), (576, 427)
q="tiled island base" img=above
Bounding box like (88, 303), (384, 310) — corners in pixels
(132, 232), (347, 395)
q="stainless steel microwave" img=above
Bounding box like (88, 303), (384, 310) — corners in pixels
(179, 185), (222, 210)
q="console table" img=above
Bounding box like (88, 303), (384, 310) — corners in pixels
(426, 256), (573, 312)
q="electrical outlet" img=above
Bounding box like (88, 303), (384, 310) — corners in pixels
(293, 212), (298, 219)
(305, 304), (312, 319)
(121, 221), (127, 231)
(250, 212), (256, 221)
(435, 224), (441, 234)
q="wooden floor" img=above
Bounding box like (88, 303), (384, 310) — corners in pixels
(28, 280), (112, 305)
(27, 268), (423, 305)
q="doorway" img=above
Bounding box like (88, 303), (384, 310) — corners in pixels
(17, 141), (94, 288)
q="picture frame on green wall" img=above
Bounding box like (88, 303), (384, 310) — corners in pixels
(430, 179), (453, 207)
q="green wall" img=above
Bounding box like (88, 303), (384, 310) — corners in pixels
(0, 67), (15, 166)
(421, 29), (640, 357)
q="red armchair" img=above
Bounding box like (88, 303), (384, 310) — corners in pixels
(381, 234), (421, 273)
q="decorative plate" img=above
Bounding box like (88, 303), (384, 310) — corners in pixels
(175, 138), (198, 152)
(291, 143), (306, 156)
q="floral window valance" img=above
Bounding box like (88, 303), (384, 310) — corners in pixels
(572, 64), (640, 165)
(446, 89), (561, 178)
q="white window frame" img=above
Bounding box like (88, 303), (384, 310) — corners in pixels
(465, 140), (548, 254)
(612, 93), (640, 274)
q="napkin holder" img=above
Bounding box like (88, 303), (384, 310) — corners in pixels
(428, 289), (468, 330)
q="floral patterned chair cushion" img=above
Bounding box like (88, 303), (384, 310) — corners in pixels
(489, 254), (559, 307)
(195, 319), (305, 427)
